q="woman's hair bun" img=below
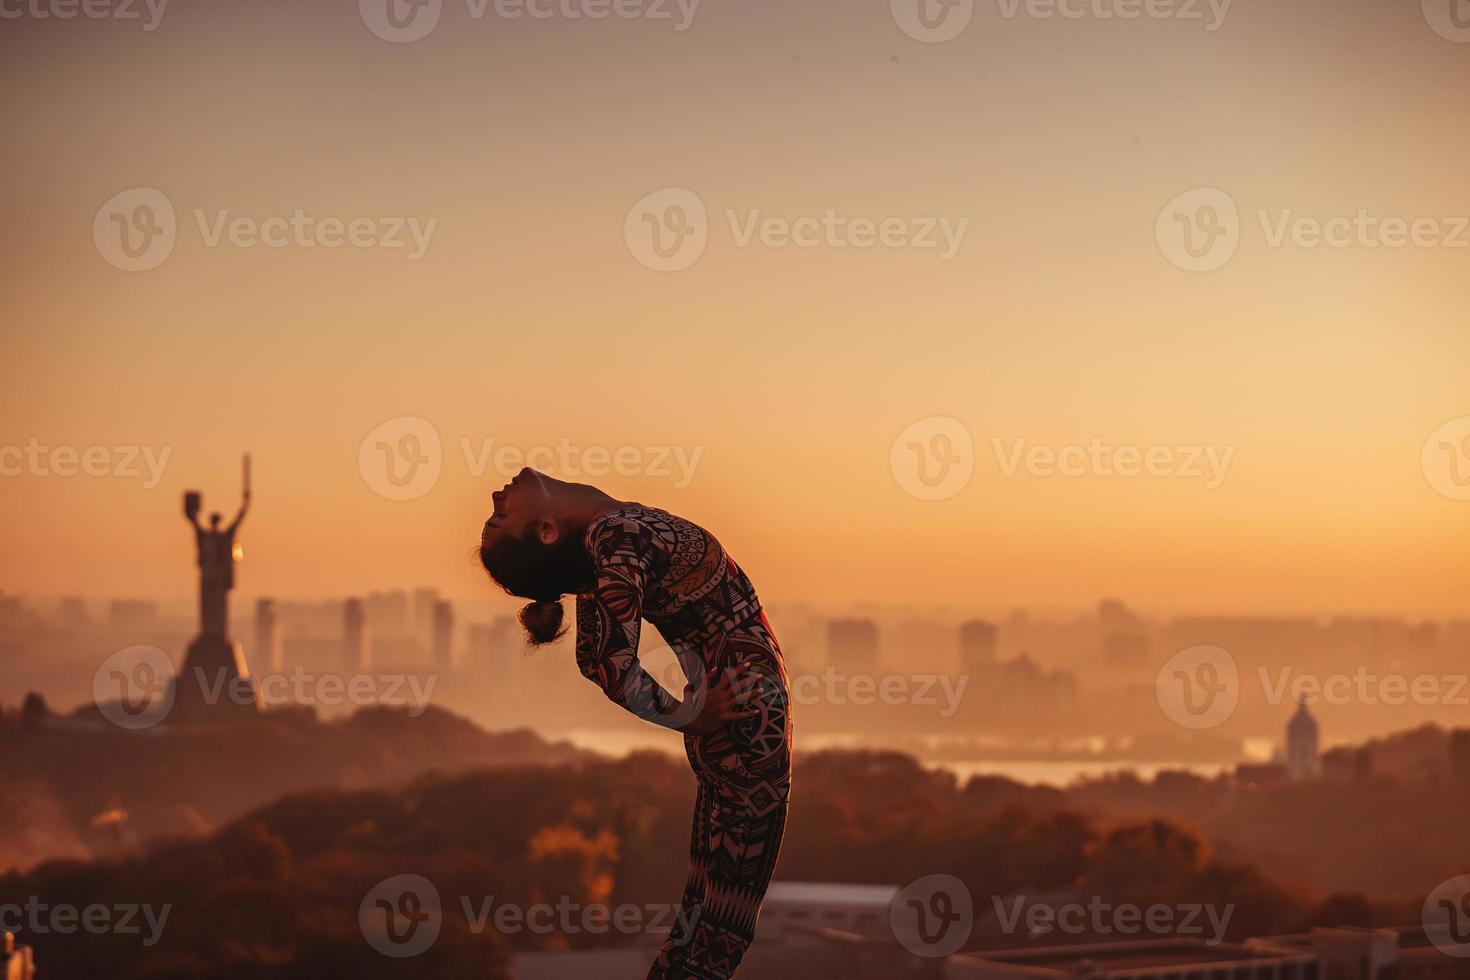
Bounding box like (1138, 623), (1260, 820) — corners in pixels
(519, 599), (566, 645)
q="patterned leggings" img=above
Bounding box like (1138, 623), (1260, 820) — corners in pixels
(649, 647), (792, 978)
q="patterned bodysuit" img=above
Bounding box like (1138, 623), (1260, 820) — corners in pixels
(575, 505), (792, 979)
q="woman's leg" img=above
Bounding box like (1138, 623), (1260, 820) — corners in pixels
(648, 782), (789, 979)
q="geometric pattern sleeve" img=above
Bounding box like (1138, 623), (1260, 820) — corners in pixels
(574, 517), (677, 723)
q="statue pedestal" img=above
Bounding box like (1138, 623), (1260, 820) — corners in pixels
(170, 634), (259, 722)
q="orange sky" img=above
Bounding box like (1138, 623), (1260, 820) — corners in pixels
(2, 0), (1468, 618)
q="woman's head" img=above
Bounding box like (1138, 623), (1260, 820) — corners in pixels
(479, 467), (593, 644)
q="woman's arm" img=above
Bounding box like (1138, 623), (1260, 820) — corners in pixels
(575, 521), (756, 733)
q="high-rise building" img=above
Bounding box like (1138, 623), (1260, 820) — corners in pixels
(413, 587), (440, 652)
(959, 619), (998, 670)
(1102, 631), (1150, 669)
(827, 618), (879, 671)
(1286, 699), (1321, 781)
(366, 589), (410, 635)
(432, 599), (455, 668)
(109, 599), (159, 632)
(255, 598), (283, 673)
(344, 598), (370, 671)
(56, 596), (88, 627)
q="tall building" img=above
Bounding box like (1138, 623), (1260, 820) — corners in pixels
(1102, 631), (1150, 669)
(109, 599), (159, 632)
(959, 619), (998, 671)
(413, 587), (440, 653)
(827, 618), (879, 671)
(57, 596), (88, 627)
(344, 598), (370, 672)
(1286, 698), (1322, 781)
(255, 598), (283, 673)
(366, 589), (409, 635)
(432, 599), (455, 668)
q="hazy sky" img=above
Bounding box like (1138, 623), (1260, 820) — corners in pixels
(2, 0), (1468, 618)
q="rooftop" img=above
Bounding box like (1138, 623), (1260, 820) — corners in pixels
(961, 939), (1310, 975)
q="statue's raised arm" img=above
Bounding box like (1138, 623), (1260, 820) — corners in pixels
(227, 456), (252, 535)
(183, 490), (204, 531)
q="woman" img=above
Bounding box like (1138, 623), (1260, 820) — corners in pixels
(479, 467), (792, 979)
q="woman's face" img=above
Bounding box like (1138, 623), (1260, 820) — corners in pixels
(484, 467), (553, 540)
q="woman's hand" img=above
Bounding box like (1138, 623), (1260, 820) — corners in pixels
(683, 665), (761, 736)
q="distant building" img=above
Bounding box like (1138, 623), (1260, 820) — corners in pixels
(255, 598), (283, 673)
(757, 882), (899, 944)
(1097, 598), (1142, 634)
(366, 589), (410, 636)
(432, 599), (455, 668)
(465, 616), (517, 673)
(959, 620), (998, 670)
(949, 938), (1318, 980)
(827, 618), (879, 671)
(57, 596), (88, 627)
(1102, 631), (1150, 669)
(413, 587), (440, 652)
(344, 598), (370, 671)
(108, 599), (159, 632)
(1250, 925), (1470, 980)
(1286, 699), (1321, 781)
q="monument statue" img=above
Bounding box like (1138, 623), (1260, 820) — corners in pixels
(172, 454), (259, 721)
(185, 457), (250, 638)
